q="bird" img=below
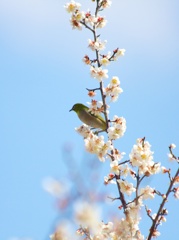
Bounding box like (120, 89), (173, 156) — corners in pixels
(69, 103), (106, 130)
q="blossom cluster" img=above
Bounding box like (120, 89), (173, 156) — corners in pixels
(76, 124), (113, 162)
(107, 115), (126, 140)
(129, 138), (161, 176)
(104, 76), (123, 102)
(64, 0), (110, 30)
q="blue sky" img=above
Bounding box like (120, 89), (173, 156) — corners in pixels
(1, 0), (179, 239)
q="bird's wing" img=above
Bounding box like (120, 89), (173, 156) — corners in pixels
(88, 109), (106, 124)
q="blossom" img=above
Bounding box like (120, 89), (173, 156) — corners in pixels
(88, 39), (107, 51)
(64, 1), (81, 13)
(113, 48), (126, 60)
(161, 166), (170, 174)
(119, 163), (131, 178)
(107, 148), (125, 163)
(83, 55), (91, 65)
(90, 66), (108, 82)
(84, 134), (104, 154)
(98, 140), (113, 162)
(87, 100), (104, 115)
(170, 143), (176, 149)
(110, 160), (120, 175)
(104, 76), (123, 102)
(100, 57), (110, 66)
(160, 215), (167, 222)
(108, 116), (126, 140)
(100, 0), (112, 9)
(104, 174), (116, 185)
(117, 179), (136, 196)
(168, 153), (176, 161)
(174, 187), (179, 199)
(101, 221), (113, 233)
(140, 185), (155, 200)
(75, 124), (92, 138)
(84, 12), (96, 26)
(126, 201), (143, 219)
(129, 138), (160, 176)
(112, 216), (143, 239)
(147, 162), (161, 175)
(84, 134), (112, 162)
(152, 229), (161, 238)
(174, 176), (179, 184)
(96, 16), (107, 28)
(74, 9), (85, 21)
(70, 16), (82, 30)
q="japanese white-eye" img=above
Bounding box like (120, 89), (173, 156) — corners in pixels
(70, 103), (106, 130)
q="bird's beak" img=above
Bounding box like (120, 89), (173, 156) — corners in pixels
(69, 108), (73, 112)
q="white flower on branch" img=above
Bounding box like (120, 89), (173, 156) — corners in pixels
(119, 163), (131, 178)
(170, 143), (176, 149)
(84, 12), (96, 26)
(104, 174), (116, 185)
(108, 116), (127, 140)
(96, 16), (107, 28)
(87, 100), (108, 116)
(140, 185), (155, 200)
(110, 160), (120, 175)
(100, 0), (112, 9)
(70, 16), (82, 30)
(104, 76), (123, 102)
(90, 66), (109, 82)
(64, 1), (81, 13)
(174, 187), (179, 199)
(100, 57), (110, 66)
(113, 48), (126, 60)
(117, 179), (136, 196)
(84, 133), (113, 162)
(75, 124), (92, 138)
(111, 217), (144, 240)
(168, 152), (176, 161)
(129, 138), (161, 176)
(88, 39), (107, 51)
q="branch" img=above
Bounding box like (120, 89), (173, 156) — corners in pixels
(147, 166), (179, 240)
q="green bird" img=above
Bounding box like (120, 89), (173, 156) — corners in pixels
(69, 103), (106, 130)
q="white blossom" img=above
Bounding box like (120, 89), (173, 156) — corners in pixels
(96, 16), (107, 28)
(70, 16), (82, 30)
(90, 66), (108, 82)
(64, 1), (81, 13)
(104, 76), (123, 102)
(88, 39), (107, 51)
(140, 185), (155, 200)
(84, 134), (112, 162)
(108, 116), (126, 140)
(110, 160), (120, 175)
(129, 138), (160, 176)
(113, 48), (126, 60)
(75, 124), (92, 138)
(117, 179), (136, 196)
(100, 0), (112, 9)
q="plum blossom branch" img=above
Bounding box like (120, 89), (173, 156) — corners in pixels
(147, 146), (179, 240)
(62, 1), (179, 240)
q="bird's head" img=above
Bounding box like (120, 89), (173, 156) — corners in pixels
(69, 103), (87, 114)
